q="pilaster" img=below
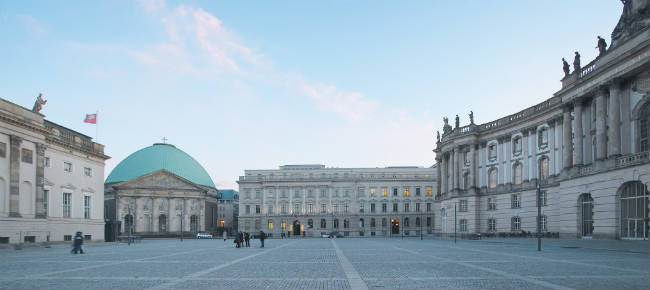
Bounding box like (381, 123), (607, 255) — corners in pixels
(595, 86), (608, 160)
(607, 82), (622, 158)
(574, 99), (584, 165)
(35, 143), (46, 218)
(9, 135), (22, 217)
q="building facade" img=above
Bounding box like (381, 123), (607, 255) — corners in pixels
(0, 97), (109, 244)
(434, 1), (650, 239)
(238, 165), (436, 238)
(104, 143), (218, 240)
(217, 189), (238, 236)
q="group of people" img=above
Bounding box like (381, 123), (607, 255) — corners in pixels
(232, 230), (265, 248)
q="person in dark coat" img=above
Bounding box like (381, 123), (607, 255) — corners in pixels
(238, 231), (244, 248)
(259, 231), (265, 248)
(71, 232), (84, 254)
(235, 231), (242, 248)
(244, 232), (250, 247)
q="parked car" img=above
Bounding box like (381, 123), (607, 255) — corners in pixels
(329, 232), (344, 238)
(321, 233), (330, 238)
(196, 232), (213, 239)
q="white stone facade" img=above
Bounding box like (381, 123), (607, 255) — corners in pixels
(434, 3), (650, 239)
(238, 165), (436, 238)
(0, 98), (109, 244)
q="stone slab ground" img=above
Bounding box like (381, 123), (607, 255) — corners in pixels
(0, 238), (648, 290)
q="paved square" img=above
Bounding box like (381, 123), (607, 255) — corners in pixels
(0, 238), (648, 290)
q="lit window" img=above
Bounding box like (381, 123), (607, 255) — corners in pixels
(281, 220), (286, 230)
(21, 148), (33, 164)
(426, 187), (432, 196)
(382, 188), (387, 196)
(370, 187), (376, 196)
(404, 188), (410, 197)
(268, 220), (274, 230)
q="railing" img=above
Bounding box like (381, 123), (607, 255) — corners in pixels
(579, 61), (598, 78)
(577, 165), (593, 176)
(238, 174), (435, 182)
(616, 151), (649, 167)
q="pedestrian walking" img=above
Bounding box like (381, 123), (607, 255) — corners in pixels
(259, 230), (265, 248)
(223, 230), (227, 242)
(244, 232), (250, 247)
(71, 232), (84, 254)
(238, 231), (244, 248)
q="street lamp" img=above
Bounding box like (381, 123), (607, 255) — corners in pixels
(536, 182), (542, 251)
(454, 202), (457, 244)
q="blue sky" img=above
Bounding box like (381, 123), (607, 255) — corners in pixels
(0, 1), (622, 189)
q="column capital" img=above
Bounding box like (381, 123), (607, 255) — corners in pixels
(10, 135), (23, 144)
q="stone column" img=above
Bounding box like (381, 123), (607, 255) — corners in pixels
(574, 100), (584, 165)
(595, 87), (608, 160)
(522, 130), (529, 182)
(35, 143), (46, 218)
(608, 83), (621, 158)
(9, 135), (22, 217)
(442, 154), (448, 194)
(450, 149), (456, 191)
(468, 144), (476, 189)
(563, 106), (573, 169)
(497, 138), (504, 185)
(436, 157), (443, 195)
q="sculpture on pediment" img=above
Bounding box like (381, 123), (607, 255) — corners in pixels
(573, 52), (581, 72)
(469, 111), (474, 124)
(32, 93), (47, 113)
(562, 58), (570, 77)
(455, 115), (460, 129)
(596, 36), (608, 57)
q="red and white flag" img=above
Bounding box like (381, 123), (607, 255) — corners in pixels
(84, 113), (97, 124)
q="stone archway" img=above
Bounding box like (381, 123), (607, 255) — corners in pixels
(293, 220), (301, 236)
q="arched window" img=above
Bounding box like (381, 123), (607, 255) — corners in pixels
(488, 168), (498, 189)
(320, 219), (326, 228)
(415, 217), (421, 227)
(370, 218), (376, 227)
(254, 219), (261, 230)
(578, 193), (594, 237)
(334, 219), (339, 229)
(158, 214), (167, 233)
(538, 156), (549, 180)
(190, 215), (198, 233)
(639, 102), (649, 152)
(307, 219), (313, 228)
(281, 219), (287, 230)
(513, 163), (523, 185)
(405, 217), (410, 227)
(619, 181), (649, 239)
(124, 214), (134, 233)
(359, 218), (365, 228)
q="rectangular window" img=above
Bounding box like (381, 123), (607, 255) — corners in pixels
(0, 142), (5, 158)
(344, 203), (349, 213)
(488, 197), (497, 210)
(382, 203), (387, 213)
(333, 203), (339, 213)
(393, 188), (398, 196)
(392, 203), (398, 212)
(511, 194), (520, 208)
(382, 187), (387, 196)
(64, 162), (72, 173)
(370, 203), (376, 213)
(460, 219), (467, 232)
(488, 218), (496, 232)
(245, 205), (250, 214)
(344, 189), (350, 197)
(321, 203), (326, 213)
(370, 187), (376, 196)
(21, 148), (33, 164)
(536, 191), (548, 207)
(84, 167), (92, 177)
(538, 128), (548, 147)
(268, 205), (274, 215)
(83, 196), (91, 219)
(426, 203), (431, 212)
(459, 200), (468, 212)
(540, 215), (547, 232)
(415, 203), (421, 212)
(513, 137), (522, 155)
(488, 144), (497, 160)
(427, 217), (432, 227)
(359, 203), (364, 213)
(404, 203), (409, 212)
(43, 189), (49, 216)
(256, 205), (261, 214)
(427, 187), (432, 196)
(294, 203), (301, 214)
(511, 217), (521, 231)
(320, 189), (326, 197)
(63, 192), (71, 218)
(404, 187), (410, 197)
(268, 220), (274, 230)
(64, 235), (72, 241)
(44, 157), (50, 167)
(308, 203), (314, 214)
(255, 189), (262, 199)
(358, 187), (365, 197)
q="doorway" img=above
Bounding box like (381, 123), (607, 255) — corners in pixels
(293, 220), (301, 236)
(391, 218), (399, 234)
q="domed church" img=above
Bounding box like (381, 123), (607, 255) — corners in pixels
(103, 143), (218, 240)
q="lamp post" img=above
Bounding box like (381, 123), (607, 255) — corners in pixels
(536, 182), (542, 251)
(180, 206), (185, 242)
(454, 203), (457, 244)
(126, 203), (134, 246)
(420, 213), (423, 240)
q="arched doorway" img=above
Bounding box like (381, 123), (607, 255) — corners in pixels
(619, 181), (649, 240)
(391, 218), (399, 234)
(441, 208), (447, 233)
(578, 194), (593, 238)
(293, 220), (301, 236)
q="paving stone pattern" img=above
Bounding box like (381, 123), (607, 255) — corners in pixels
(0, 238), (648, 290)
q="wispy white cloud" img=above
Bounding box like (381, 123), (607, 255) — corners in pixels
(132, 0), (378, 121)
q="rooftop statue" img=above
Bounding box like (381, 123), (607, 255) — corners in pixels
(455, 115), (460, 129)
(562, 58), (570, 77)
(469, 110), (474, 124)
(573, 51), (581, 72)
(611, 0), (650, 48)
(32, 93), (46, 113)
(597, 36), (608, 57)
(442, 117), (452, 134)
(436, 131), (440, 143)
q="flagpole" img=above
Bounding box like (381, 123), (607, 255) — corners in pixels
(95, 110), (98, 142)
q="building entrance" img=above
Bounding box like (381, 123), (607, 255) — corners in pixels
(391, 218), (399, 235)
(293, 220), (301, 236)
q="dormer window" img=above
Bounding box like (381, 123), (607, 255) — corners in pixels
(512, 136), (522, 155)
(538, 128), (548, 148)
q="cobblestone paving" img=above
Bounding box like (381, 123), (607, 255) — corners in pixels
(0, 238), (648, 289)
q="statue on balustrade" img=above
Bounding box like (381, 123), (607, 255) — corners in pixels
(469, 111), (474, 124)
(32, 93), (46, 113)
(596, 36), (608, 57)
(442, 117), (451, 134)
(436, 131), (440, 143)
(562, 58), (570, 77)
(455, 115), (460, 129)
(573, 51), (581, 72)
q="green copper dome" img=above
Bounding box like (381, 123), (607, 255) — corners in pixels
(106, 143), (216, 188)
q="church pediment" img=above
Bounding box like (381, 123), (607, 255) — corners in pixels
(113, 169), (206, 191)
